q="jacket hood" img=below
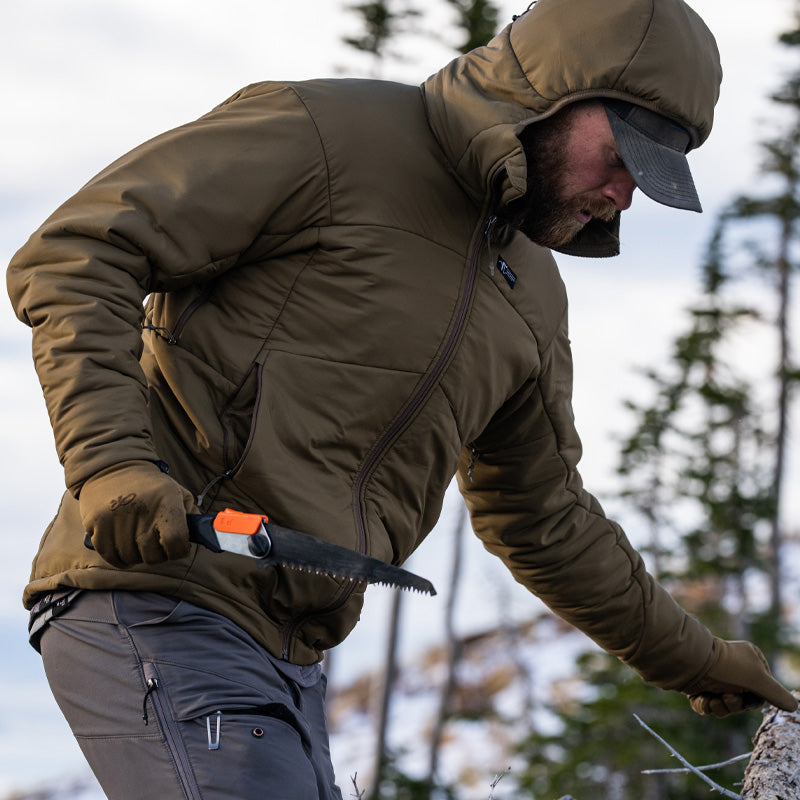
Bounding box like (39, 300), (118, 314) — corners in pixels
(421, 0), (722, 257)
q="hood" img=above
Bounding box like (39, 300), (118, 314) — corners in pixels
(421, 0), (722, 257)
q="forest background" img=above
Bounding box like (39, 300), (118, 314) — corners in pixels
(1, 1), (798, 798)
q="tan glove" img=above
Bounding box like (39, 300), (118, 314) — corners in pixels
(80, 460), (197, 568)
(684, 638), (798, 717)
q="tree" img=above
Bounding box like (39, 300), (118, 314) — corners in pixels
(443, 0), (500, 54)
(517, 653), (753, 800)
(741, 696), (800, 798)
(426, 504), (467, 786)
(699, 19), (800, 642)
(342, 1), (422, 77)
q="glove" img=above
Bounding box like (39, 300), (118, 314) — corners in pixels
(684, 638), (798, 718)
(80, 460), (197, 568)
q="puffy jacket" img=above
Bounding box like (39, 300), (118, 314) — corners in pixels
(8, 0), (722, 685)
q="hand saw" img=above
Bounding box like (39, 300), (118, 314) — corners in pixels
(187, 509), (436, 596)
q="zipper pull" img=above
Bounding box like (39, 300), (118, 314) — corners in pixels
(467, 446), (481, 483)
(485, 216), (498, 275)
(142, 677), (158, 725)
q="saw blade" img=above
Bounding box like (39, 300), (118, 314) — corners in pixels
(187, 514), (436, 596)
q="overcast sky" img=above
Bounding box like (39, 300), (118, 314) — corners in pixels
(1, 0), (798, 792)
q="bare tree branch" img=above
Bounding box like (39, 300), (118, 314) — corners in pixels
(634, 714), (741, 799)
(643, 752), (752, 774)
(487, 766), (511, 799)
(350, 772), (366, 799)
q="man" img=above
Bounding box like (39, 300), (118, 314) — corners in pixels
(8, 0), (796, 797)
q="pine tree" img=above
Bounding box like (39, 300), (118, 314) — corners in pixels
(698, 19), (800, 646)
(443, 0), (500, 54)
(342, 1), (422, 77)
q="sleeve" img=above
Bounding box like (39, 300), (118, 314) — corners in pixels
(457, 310), (715, 692)
(6, 83), (330, 494)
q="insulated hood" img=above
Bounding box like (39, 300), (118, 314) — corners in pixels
(421, 0), (722, 257)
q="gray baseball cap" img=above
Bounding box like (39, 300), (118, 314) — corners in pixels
(605, 99), (702, 213)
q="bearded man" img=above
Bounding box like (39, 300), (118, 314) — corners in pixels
(8, 0), (796, 797)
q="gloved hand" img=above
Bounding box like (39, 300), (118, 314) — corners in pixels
(684, 638), (798, 717)
(80, 460), (197, 568)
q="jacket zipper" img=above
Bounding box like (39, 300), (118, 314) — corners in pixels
(279, 183), (501, 661)
(142, 286), (212, 344)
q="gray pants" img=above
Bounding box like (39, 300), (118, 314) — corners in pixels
(37, 590), (343, 800)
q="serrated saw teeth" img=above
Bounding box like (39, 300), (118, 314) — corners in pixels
(187, 511), (436, 595)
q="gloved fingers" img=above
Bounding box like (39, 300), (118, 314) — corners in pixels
(139, 524), (172, 564)
(79, 460), (196, 568)
(687, 639), (799, 716)
(728, 643), (798, 711)
(151, 499), (193, 563)
(83, 494), (146, 567)
(752, 679), (798, 712)
(706, 696), (734, 718)
(86, 520), (141, 568)
(689, 692), (749, 718)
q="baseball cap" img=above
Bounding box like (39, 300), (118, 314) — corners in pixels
(604, 99), (702, 212)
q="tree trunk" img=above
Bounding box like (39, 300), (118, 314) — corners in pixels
(766, 219), (792, 646)
(426, 502), (467, 784)
(741, 695), (800, 799)
(369, 586), (403, 799)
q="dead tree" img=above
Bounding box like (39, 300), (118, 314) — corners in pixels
(741, 694), (800, 799)
(369, 586), (404, 799)
(426, 502), (467, 784)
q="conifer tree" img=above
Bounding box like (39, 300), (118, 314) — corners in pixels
(700, 19), (800, 641)
(443, 0), (500, 54)
(342, 1), (422, 77)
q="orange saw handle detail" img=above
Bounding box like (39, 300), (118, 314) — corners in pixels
(212, 509), (269, 536)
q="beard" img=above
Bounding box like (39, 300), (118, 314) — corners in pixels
(503, 109), (617, 249)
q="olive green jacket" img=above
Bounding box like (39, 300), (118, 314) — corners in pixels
(9, 0), (722, 685)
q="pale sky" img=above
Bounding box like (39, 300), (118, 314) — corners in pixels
(0, 0), (797, 792)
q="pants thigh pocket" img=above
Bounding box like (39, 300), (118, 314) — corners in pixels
(183, 711), (319, 800)
(75, 731), (192, 799)
(142, 660), (318, 800)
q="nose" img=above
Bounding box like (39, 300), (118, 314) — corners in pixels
(604, 169), (636, 211)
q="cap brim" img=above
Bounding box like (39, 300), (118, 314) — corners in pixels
(605, 103), (702, 213)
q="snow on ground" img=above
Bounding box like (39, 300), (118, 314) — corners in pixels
(327, 612), (593, 798)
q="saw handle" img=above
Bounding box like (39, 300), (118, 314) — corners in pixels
(84, 515), (270, 558)
(186, 515), (224, 553)
(187, 513), (272, 557)
(84, 517), (228, 553)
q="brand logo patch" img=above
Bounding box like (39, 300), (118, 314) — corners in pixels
(497, 256), (517, 289)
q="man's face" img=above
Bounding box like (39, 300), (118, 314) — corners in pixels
(511, 102), (637, 249)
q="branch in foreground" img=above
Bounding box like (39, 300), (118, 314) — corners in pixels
(642, 752), (751, 774)
(634, 714), (740, 799)
(350, 772), (366, 799)
(488, 766), (511, 799)
(741, 693), (800, 799)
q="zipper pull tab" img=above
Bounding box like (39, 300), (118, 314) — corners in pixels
(485, 216), (498, 275)
(142, 677), (158, 725)
(467, 446), (481, 483)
